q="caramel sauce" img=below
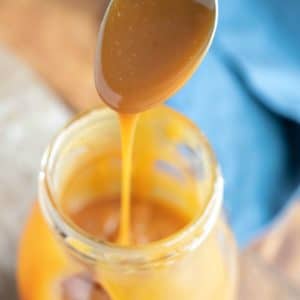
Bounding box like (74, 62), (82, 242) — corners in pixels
(95, 0), (216, 113)
(94, 0), (216, 245)
(16, 2), (238, 300)
(68, 197), (187, 245)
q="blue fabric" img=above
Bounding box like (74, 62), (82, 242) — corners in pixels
(167, 0), (300, 246)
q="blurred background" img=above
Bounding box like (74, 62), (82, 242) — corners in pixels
(0, 0), (300, 299)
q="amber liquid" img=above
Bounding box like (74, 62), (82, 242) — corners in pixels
(117, 114), (138, 245)
(95, 0), (216, 246)
(67, 197), (188, 245)
(95, 0), (215, 113)
(18, 2), (237, 299)
(95, 0), (216, 113)
(18, 107), (237, 300)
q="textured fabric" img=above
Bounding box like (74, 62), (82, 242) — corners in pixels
(168, 0), (300, 245)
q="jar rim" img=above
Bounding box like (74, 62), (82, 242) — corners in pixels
(39, 106), (223, 268)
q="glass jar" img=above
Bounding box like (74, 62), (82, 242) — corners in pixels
(17, 106), (238, 300)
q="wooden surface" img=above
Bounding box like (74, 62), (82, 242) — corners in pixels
(0, 0), (105, 111)
(0, 48), (71, 300)
(251, 202), (300, 291)
(0, 1), (300, 299)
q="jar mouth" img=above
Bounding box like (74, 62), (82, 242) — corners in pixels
(39, 106), (223, 268)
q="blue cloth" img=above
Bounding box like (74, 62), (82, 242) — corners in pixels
(167, 0), (300, 246)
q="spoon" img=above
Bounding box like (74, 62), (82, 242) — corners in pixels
(95, 0), (218, 113)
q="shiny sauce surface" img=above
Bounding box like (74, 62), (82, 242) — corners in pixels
(94, 0), (216, 245)
(95, 0), (216, 113)
(67, 197), (188, 245)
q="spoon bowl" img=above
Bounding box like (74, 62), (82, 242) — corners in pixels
(95, 0), (218, 113)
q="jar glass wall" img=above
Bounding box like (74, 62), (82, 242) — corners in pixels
(18, 106), (238, 300)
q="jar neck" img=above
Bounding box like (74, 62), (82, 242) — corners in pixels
(39, 159), (223, 269)
(38, 106), (223, 270)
